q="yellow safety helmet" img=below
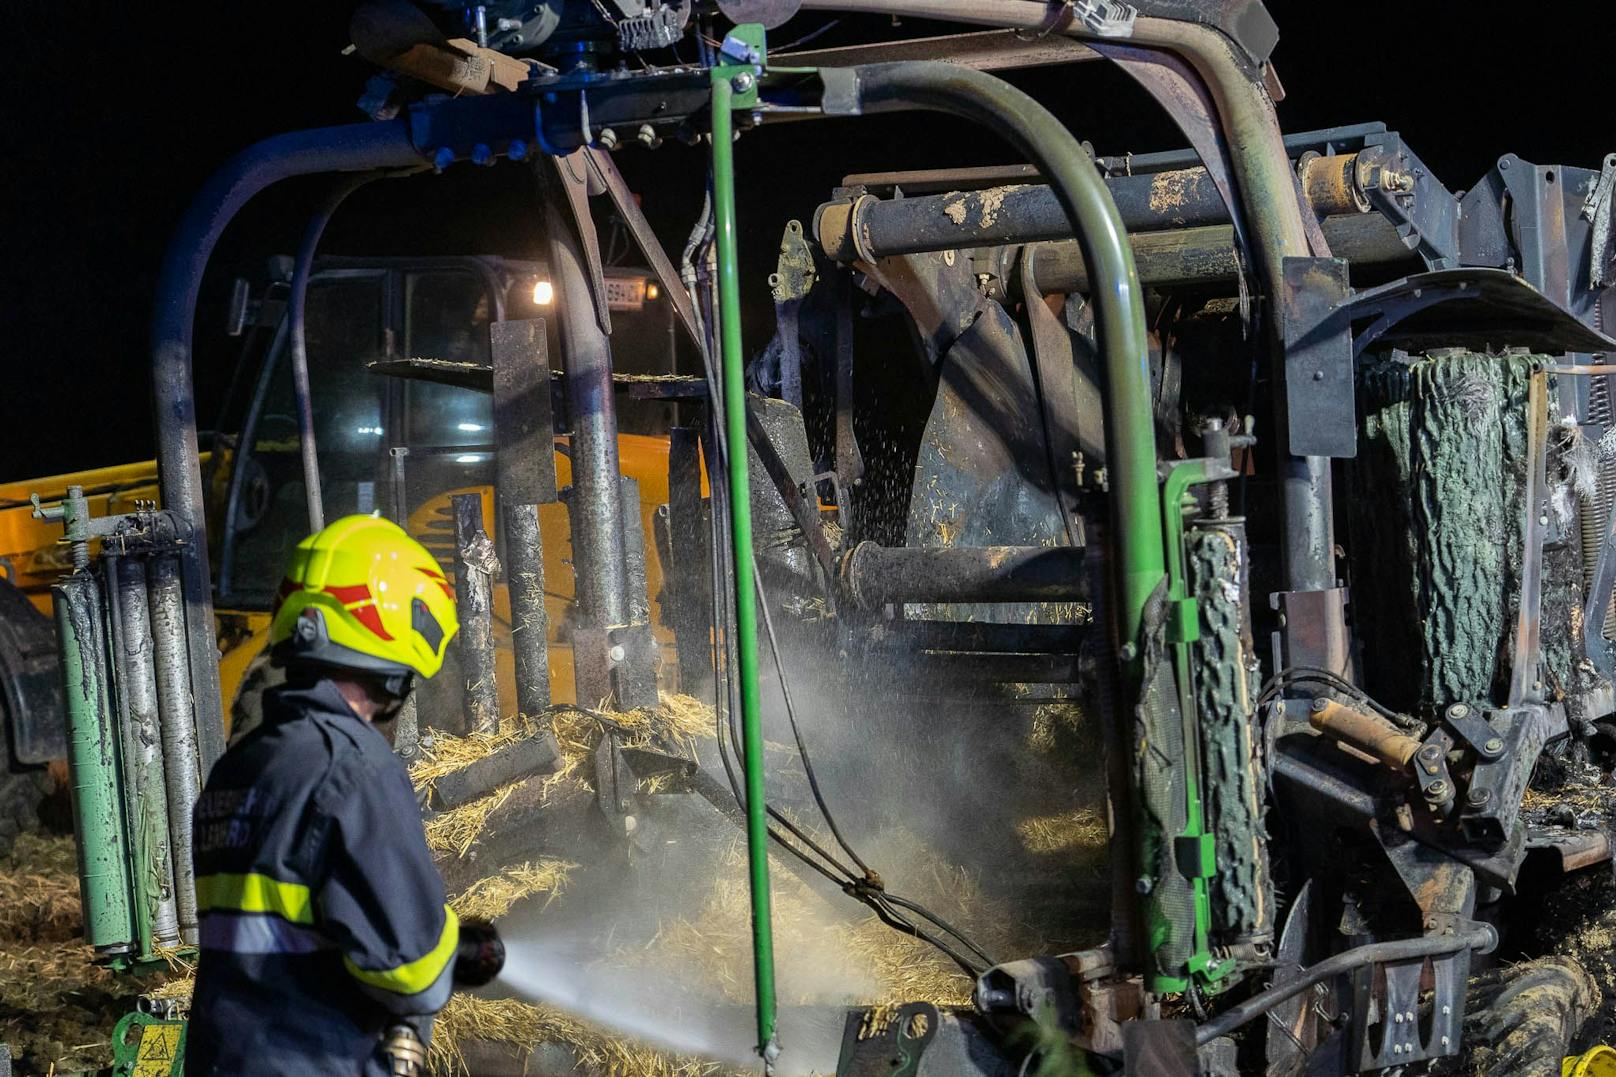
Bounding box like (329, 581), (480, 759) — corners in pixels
(270, 514), (459, 685)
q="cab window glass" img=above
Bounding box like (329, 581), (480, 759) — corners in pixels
(404, 270), (494, 449)
(221, 274), (386, 604)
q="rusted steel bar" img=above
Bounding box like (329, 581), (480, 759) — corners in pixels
(1025, 214), (1414, 295)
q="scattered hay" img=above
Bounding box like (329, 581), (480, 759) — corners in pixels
(424, 781), (519, 858)
(1016, 808), (1108, 855)
(603, 833), (986, 1015)
(449, 859), (573, 922)
(411, 717), (549, 787)
(0, 832), (82, 942)
(0, 832), (152, 1073)
(1026, 702), (1084, 755)
(145, 971), (195, 1008)
(431, 995), (728, 1077)
(418, 695), (720, 861)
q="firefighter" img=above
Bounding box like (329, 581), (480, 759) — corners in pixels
(187, 514), (466, 1075)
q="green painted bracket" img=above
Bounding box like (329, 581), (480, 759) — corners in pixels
(1157, 458), (1239, 991)
(110, 1011), (187, 1076)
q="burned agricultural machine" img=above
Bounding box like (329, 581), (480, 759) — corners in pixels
(25, 0), (1616, 1073)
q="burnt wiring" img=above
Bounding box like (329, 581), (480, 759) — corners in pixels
(1256, 665), (1419, 733)
(677, 178), (998, 978)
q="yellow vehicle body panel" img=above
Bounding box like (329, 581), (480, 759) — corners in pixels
(0, 459), (168, 615)
(2, 435), (694, 729)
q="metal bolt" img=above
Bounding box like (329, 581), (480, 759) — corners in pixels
(1393, 1044), (1404, 1055)
(1135, 875), (1154, 895)
(1441, 1005), (1451, 1016)
(1310, 697), (1329, 714)
(1447, 703), (1470, 719)
(636, 124), (660, 149)
(1419, 744), (1441, 761)
(1441, 1035), (1451, 1047)
(1468, 787), (1491, 805)
(1119, 641), (1137, 662)
(1483, 736), (1503, 755)
(1313, 370), (1325, 381)
(597, 127), (619, 151)
(507, 139), (529, 161)
(609, 644), (626, 663)
(1405, 1012), (1415, 1022)
(432, 146), (455, 171)
(1426, 779), (1449, 798)
(1394, 1013), (1404, 1024)
(731, 71), (756, 94)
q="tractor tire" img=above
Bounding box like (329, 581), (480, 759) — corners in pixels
(1461, 957), (1600, 1077)
(0, 718), (52, 860)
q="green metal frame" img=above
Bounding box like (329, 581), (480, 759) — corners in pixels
(710, 24), (779, 1063)
(1157, 458), (1238, 991)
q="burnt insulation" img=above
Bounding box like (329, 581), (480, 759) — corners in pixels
(1350, 352), (1537, 714)
(1188, 523), (1272, 953)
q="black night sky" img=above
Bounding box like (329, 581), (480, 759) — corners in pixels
(5, 4), (1613, 480)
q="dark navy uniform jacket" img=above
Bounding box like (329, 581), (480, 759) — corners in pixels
(186, 678), (457, 1076)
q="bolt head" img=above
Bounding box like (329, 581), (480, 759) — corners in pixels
(1426, 779), (1449, 797)
(1484, 737), (1504, 755)
(731, 71), (756, 93)
(1419, 744), (1441, 760)
(1468, 787), (1491, 805)
(608, 644), (626, 663)
(1447, 702), (1470, 719)
(1310, 697), (1329, 713)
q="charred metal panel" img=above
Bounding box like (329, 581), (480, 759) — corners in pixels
(900, 285), (1076, 624)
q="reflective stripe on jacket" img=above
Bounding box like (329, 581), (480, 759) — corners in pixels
(185, 678), (455, 1076)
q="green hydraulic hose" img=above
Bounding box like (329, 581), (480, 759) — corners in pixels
(709, 68), (780, 1063)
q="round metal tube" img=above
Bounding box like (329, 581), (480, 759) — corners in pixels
(1025, 215), (1418, 296)
(150, 119), (425, 772)
(712, 73), (779, 1061)
(148, 554), (202, 943)
(51, 574), (136, 953)
(820, 168), (1231, 260)
(289, 174), (379, 533)
(503, 504), (554, 721)
(842, 542), (1088, 608)
(112, 557), (182, 948)
(544, 199), (631, 628)
(451, 494), (501, 735)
